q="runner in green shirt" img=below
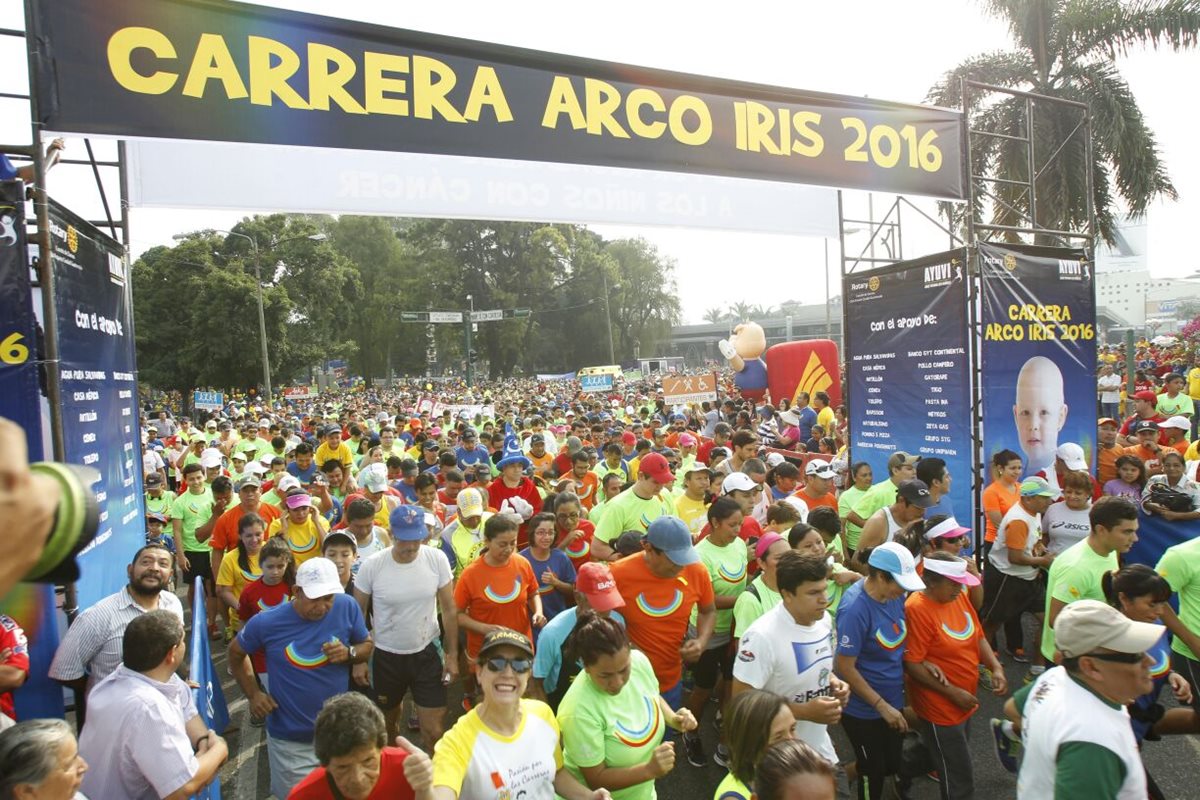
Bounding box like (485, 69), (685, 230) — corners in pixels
(1041, 497), (1138, 662)
(732, 532), (790, 640)
(592, 453), (677, 562)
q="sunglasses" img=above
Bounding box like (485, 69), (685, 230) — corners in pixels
(941, 535), (968, 544)
(1084, 650), (1146, 664)
(481, 656), (532, 674)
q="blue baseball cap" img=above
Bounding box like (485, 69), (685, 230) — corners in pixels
(644, 516), (698, 566)
(867, 541), (925, 591)
(389, 504), (429, 541)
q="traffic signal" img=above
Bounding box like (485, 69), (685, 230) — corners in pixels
(468, 348), (478, 363)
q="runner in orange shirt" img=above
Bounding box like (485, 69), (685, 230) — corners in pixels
(609, 517), (716, 713)
(209, 474), (281, 581)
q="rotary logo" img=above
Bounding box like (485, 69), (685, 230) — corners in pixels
(66, 225), (78, 253)
(867, 276), (880, 292)
(1003, 253), (1017, 271)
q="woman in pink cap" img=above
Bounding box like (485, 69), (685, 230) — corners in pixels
(902, 551), (1005, 800)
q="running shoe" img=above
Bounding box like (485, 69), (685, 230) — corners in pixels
(1009, 647), (1030, 663)
(714, 743), (731, 769)
(991, 718), (1022, 774)
(1022, 667), (1045, 686)
(682, 732), (708, 767)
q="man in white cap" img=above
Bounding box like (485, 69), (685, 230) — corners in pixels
(1035, 441), (1099, 499)
(1007, 600), (1162, 799)
(229, 557), (373, 799)
(798, 459), (840, 514)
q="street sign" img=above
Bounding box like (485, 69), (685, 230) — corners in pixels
(662, 373), (718, 405)
(400, 311), (424, 322)
(510, 308), (532, 318)
(471, 309), (504, 322)
(192, 390), (224, 411)
(581, 374), (615, 393)
(429, 311), (464, 323)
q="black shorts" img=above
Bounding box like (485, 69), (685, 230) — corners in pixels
(1171, 651), (1200, 713)
(184, 551), (214, 588)
(980, 561), (1045, 627)
(692, 640), (734, 690)
(372, 643), (446, 710)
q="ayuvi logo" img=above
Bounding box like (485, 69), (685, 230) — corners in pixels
(924, 258), (963, 289)
(1057, 258), (1089, 282)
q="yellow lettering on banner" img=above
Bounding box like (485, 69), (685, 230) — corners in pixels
(542, 76), (586, 130)
(463, 67), (512, 122)
(744, 101), (782, 155)
(584, 79), (629, 138)
(627, 88), (666, 138)
(181, 33), (247, 100)
(413, 56), (465, 122)
(791, 111), (823, 157)
(364, 52), (410, 116)
(107, 27), (178, 95)
(1007, 304), (1072, 322)
(308, 43), (365, 114)
(984, 323), (1025, 341)
(669, 95), (711, 146)
(734, 101), (747, 150)
(248, 36), (310, 109)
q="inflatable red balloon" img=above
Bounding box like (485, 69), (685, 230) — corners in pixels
(766, 339), (842, 408)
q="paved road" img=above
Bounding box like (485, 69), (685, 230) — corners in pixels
(209, 624), (1199, 799)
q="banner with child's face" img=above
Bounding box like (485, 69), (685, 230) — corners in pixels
(979, 243), (1097, 478)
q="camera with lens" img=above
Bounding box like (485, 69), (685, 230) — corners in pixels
(25, 462), (101, 583)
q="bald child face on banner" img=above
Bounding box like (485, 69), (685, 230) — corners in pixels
(1013, 355), (1068, 473)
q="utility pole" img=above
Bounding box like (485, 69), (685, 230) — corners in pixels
(465, 294), (474, 387)
(601, 272), (616, 364)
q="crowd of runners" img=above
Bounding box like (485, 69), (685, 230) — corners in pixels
(1, 356), (1199, 800)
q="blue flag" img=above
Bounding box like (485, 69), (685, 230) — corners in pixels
(190, 578), (229, 799)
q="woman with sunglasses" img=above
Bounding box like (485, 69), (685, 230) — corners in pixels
(430, 628), (612, 800)
(557, 613), (696, 799)
(920, 515), (982, 610)
(902, 552), (1004, 800)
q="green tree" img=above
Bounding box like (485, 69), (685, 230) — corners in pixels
(605, 237), (682, 361)
(702, 307), (727, 324)
(928, 0), (1200, 244)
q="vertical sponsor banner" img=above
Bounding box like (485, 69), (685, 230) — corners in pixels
(978, 243), (1096, 477)
(50, 199), (145, 609)
(190, 579), (228, 800)
(0, 180), (64, 719)
(844, 249), (973, 523)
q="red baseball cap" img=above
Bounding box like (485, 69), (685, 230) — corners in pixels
(621, 431), (637, 446)
(637, 452), (675, 484)
(575, 563), (625, 612)
(1134, 390), (1158, 403)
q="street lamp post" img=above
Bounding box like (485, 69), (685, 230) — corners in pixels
(465, 294), (475, 387)
(601, 272), (617, 364)
(173, 229), (325, 406)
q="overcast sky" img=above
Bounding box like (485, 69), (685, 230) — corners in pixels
(3, 0), (1196, 323)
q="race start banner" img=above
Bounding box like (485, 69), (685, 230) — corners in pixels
(844, 249), (973, 524)
(580, 373), (615, 393)
(0, 181), (65, 720)
(979, 242), (1096, 477)
(50, 199), (146, 610)
(33, 0), (964, 200)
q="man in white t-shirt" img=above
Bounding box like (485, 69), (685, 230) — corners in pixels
(731, 550), (850, 765)
(353, 504), (457, 746)
(1096, 364), (1122, 422)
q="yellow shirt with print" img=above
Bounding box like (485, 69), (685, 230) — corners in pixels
(266, 516), (326, 566)
(314, 440), (354, 468)
(216, 552), (261, 630)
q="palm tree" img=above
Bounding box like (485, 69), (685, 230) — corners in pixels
(702, 307), (727, 324)
(928, 0), (1200, 245)
(728, 302), (755, 322)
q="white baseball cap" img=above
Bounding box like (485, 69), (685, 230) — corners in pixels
(1055, 443), (1088, 472)
(867, 541), (925, 591)
(295, 557), (344, 599)
(805, 459), (837, 479)
(722, 472), (758, 494)
(1161, 416), (1191, 431)
(199, 449), (223, 469)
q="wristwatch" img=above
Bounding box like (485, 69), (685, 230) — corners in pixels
(348, 644), (357, 661)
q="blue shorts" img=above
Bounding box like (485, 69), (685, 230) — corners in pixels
(660, 680), (682, 740)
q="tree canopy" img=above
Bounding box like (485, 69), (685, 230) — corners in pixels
(133, 216), (681, 391)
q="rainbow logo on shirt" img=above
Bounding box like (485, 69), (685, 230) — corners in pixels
(563, 537), (590, 559)
(717, 562), (747, 584)
(1150, 645), (1171, 679)
(940, 611), (976, 642)
(615, 695), (662, 748)
(484, 577), (523, 604)
(240, 567), (261, 582)
(874, 620), (907, 650)
(285, 639), (333, 669)
(256, 596), (287, 612)
(636, 590), (684, 618)
(287, 529), (319, 556)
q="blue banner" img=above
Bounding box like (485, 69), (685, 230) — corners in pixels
(190, 579), (228, 800)
(0, 180), (65, 720)
(844, 249), (974, 525)
(50, 200), (146, 610)
(979, 243), (1096, 478)
(580, 373), (615, 393)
